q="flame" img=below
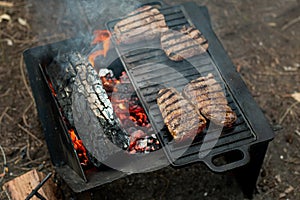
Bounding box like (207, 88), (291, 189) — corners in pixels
(89, 30), (111, 67)
(68, 129), (88, 165)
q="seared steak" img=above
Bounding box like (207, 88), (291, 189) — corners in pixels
(182, 73), (237, 127)
(161, 25), (209, 61)
(157, 88), (206, 141)
(114, 5), (168, 44)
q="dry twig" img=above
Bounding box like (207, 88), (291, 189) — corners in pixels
(4, 190), (11, 200)
(279, 101), (300, 124)
(0, 107), (9, 124)
(14, 145), (27, 165)
(282, 16), (300, 31)
(0, 143), (7, 183)
(159, 175), (169, 199)
(0, 30), (37, 44)
(20, 55), (34, 102)
(3, 113), (13, 122)
(22, 102), (33, 128)
(295, 130), (300, 137)
(19, 155), (48, 167)
(17, 124), (43, 146)
(26, 138), (33, 161)
(0, 88), (11, 98)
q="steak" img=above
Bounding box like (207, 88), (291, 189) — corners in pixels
(161, 25), (209, 61)
(114, 5), (168, 44)
(157, 88), (206, 141)
(182, 73), (237, 127)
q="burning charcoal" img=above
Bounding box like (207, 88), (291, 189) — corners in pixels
(129, 130), (147, 149)
(133, 136), (161, 153)
(128, 129), (161, 153)
(99, 69), (161, 154)
(99, 68), (114, 77)
(135, 138), (148, 150)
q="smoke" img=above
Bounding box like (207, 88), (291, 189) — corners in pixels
(29, 0), (142, 43)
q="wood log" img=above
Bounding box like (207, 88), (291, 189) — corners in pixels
(2, 169), (56, 200)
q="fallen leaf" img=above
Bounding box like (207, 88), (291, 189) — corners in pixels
(18, 17), (27, 26)
(279, 193), (286, 198)
(291, 92), (300, 102)
(295, 130), (300, 137)
(275, 174), (281, 183)
(284, 185), (294, 194)
(283, 66), (298, 71)
(267, 22), (277, 27)
(0, 13), (11, 23)
(4, 38), (13, 46)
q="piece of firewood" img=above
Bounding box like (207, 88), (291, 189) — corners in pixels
(2, 169), (57, 200)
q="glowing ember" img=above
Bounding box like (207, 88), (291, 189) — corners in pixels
(46, 79), (88, 166)
(48, 82), (56, 96)
(69, 129), (89, 165)
(99, 70), (161, 153)
(89, 30), (111, 67)
(101, 71), (150, 128)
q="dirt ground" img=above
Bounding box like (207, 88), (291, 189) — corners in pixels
(0, 0), (299, 199)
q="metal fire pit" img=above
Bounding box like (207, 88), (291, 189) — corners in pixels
(23, 1), (274, 198)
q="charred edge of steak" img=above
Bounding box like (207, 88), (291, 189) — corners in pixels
(161, 25), (209, 61)
(157, 88), (206, 141)
(182, 73), (237, 127)
(114, 6), (168, 44)
(74, 62), (129, 149)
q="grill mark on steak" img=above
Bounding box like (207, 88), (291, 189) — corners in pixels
(162, 38), (208, 56)
(163, 104), (196, 122)
(114, 5), (168, 44)
(161, 31), (206, 47)
(117, 16), (167, 34)
(115, 21), (168, 43)
(117, 16), (159, 30)
(184, 81), (221, 92)
(161, 98), (183, 111)
(172, 119), (200, 135)
(157, 88), (206, 141)
(161, 29), (204, 42)
(156, 86), (170, 97)
(157, 91), (176, 104)
(116, 6), (156, 28)
(169, 43), (209, 59)
(161, 25), (209, 61)
(182, 73), (237, 127)
(195, 97), (228, 105)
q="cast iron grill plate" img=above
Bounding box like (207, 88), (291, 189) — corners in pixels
(107, 3), (257, 171)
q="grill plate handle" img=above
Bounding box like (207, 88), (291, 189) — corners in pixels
(203, 146), (250, 173)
